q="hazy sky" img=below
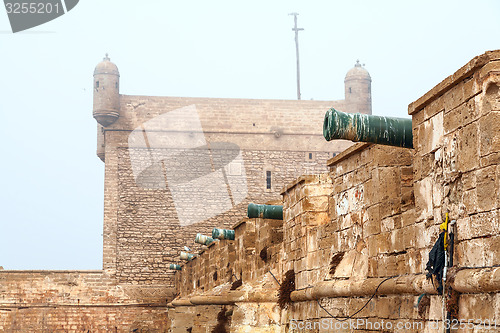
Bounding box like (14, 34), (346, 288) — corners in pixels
(1, 0), (499, 269)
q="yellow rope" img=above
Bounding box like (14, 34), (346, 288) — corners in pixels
(440, 212), (449, 250)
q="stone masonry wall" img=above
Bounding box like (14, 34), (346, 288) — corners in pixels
(171, 203), (284, 333)
(0, 94), (352, 333)
(0, 271), (172, 332)
(105, 95), (353, 285)
(409, 50), (500, 326)
(114, 138), (333, 285)
(167, 51), (500, 332)
(281, 146), (427, 331)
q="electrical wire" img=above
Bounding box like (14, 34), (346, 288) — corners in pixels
(316, 275), (398, 322)
(268, 270), (281, 286)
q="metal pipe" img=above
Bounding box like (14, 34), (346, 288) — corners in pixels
(212, 228), (235, 240)
(323, 108), (413, 148)
(247, 203), (283, 220)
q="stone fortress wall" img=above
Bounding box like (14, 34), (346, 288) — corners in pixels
(168, 51), (500, 332)
(1, 50), (498, 333)
(0, 56), (370, 331)
(104, 96), (354, 286)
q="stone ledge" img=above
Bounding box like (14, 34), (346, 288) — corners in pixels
(408, 50), (500, 115)
(326, 142), (372, 167)
(280, 175), (321, 195)
(232, 218), (249, 230)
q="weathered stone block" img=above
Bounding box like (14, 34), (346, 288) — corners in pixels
(482, 78), (500, 110)
(476, 165), (498, 212)
(303, 184), (332, 197)
(379, 167), (401, 201)
(363, 204), (381, 237)
(456, 235), (500, 267)
(381, 216), (396, 233)
(367, 232), (391, 257)
(462, 189), (478, 215)
(401, 209), (416, 228)
(480, 111), (500, 158)
(424, 95), (445, 120)
(415, 152), (435, 180)
(443, 80), (465, 112)
(380, 198), (402, 219)
(457, 210), (499, 241)
(459, 294), (498, 321)
(301, 211), (330, 227)
(333, 250), (356, 278)
(373, 145), (413, 167)
(455, 121), (479, 172)
(416, 223), (438, 249)
(301, 195), (329, 212)
(421, 112), (444, 155)
(414, 177), (433, 221)
(443, 99), (476, 135)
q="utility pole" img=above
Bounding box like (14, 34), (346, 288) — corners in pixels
(289, 12), (304, 100)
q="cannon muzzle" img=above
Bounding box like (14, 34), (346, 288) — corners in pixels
(180, 251), (195, 261)
(247, 203), (283, 220)
(323, 108), (413, 148)
(212, 228), (235, 240)
(195, 233), (216, 246)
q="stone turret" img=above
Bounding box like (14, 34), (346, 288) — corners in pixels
(93, 54), (120, 127)
(93, 54), (120, 162)
(344, 60), (372, 115)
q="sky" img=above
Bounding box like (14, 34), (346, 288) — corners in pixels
(0, 0), (499, 270)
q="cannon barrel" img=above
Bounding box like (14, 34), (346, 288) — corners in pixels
(323, 108), (413, 148)
(247, 203), (283, 220)
(169, 264), (182, 270)
(195, 233), (216, 246)
(180, 251), (195, 261)
(212, 228), (235, 240)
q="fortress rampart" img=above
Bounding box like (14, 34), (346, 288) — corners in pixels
(1, 51), (499, 332)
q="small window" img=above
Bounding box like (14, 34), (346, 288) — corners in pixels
(305, 152), (315, 161)
(95, 81), (99, 88)
(349, 87), (352, 94)
(266, 171), (272, 189)
(115, 82), (118, 89)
